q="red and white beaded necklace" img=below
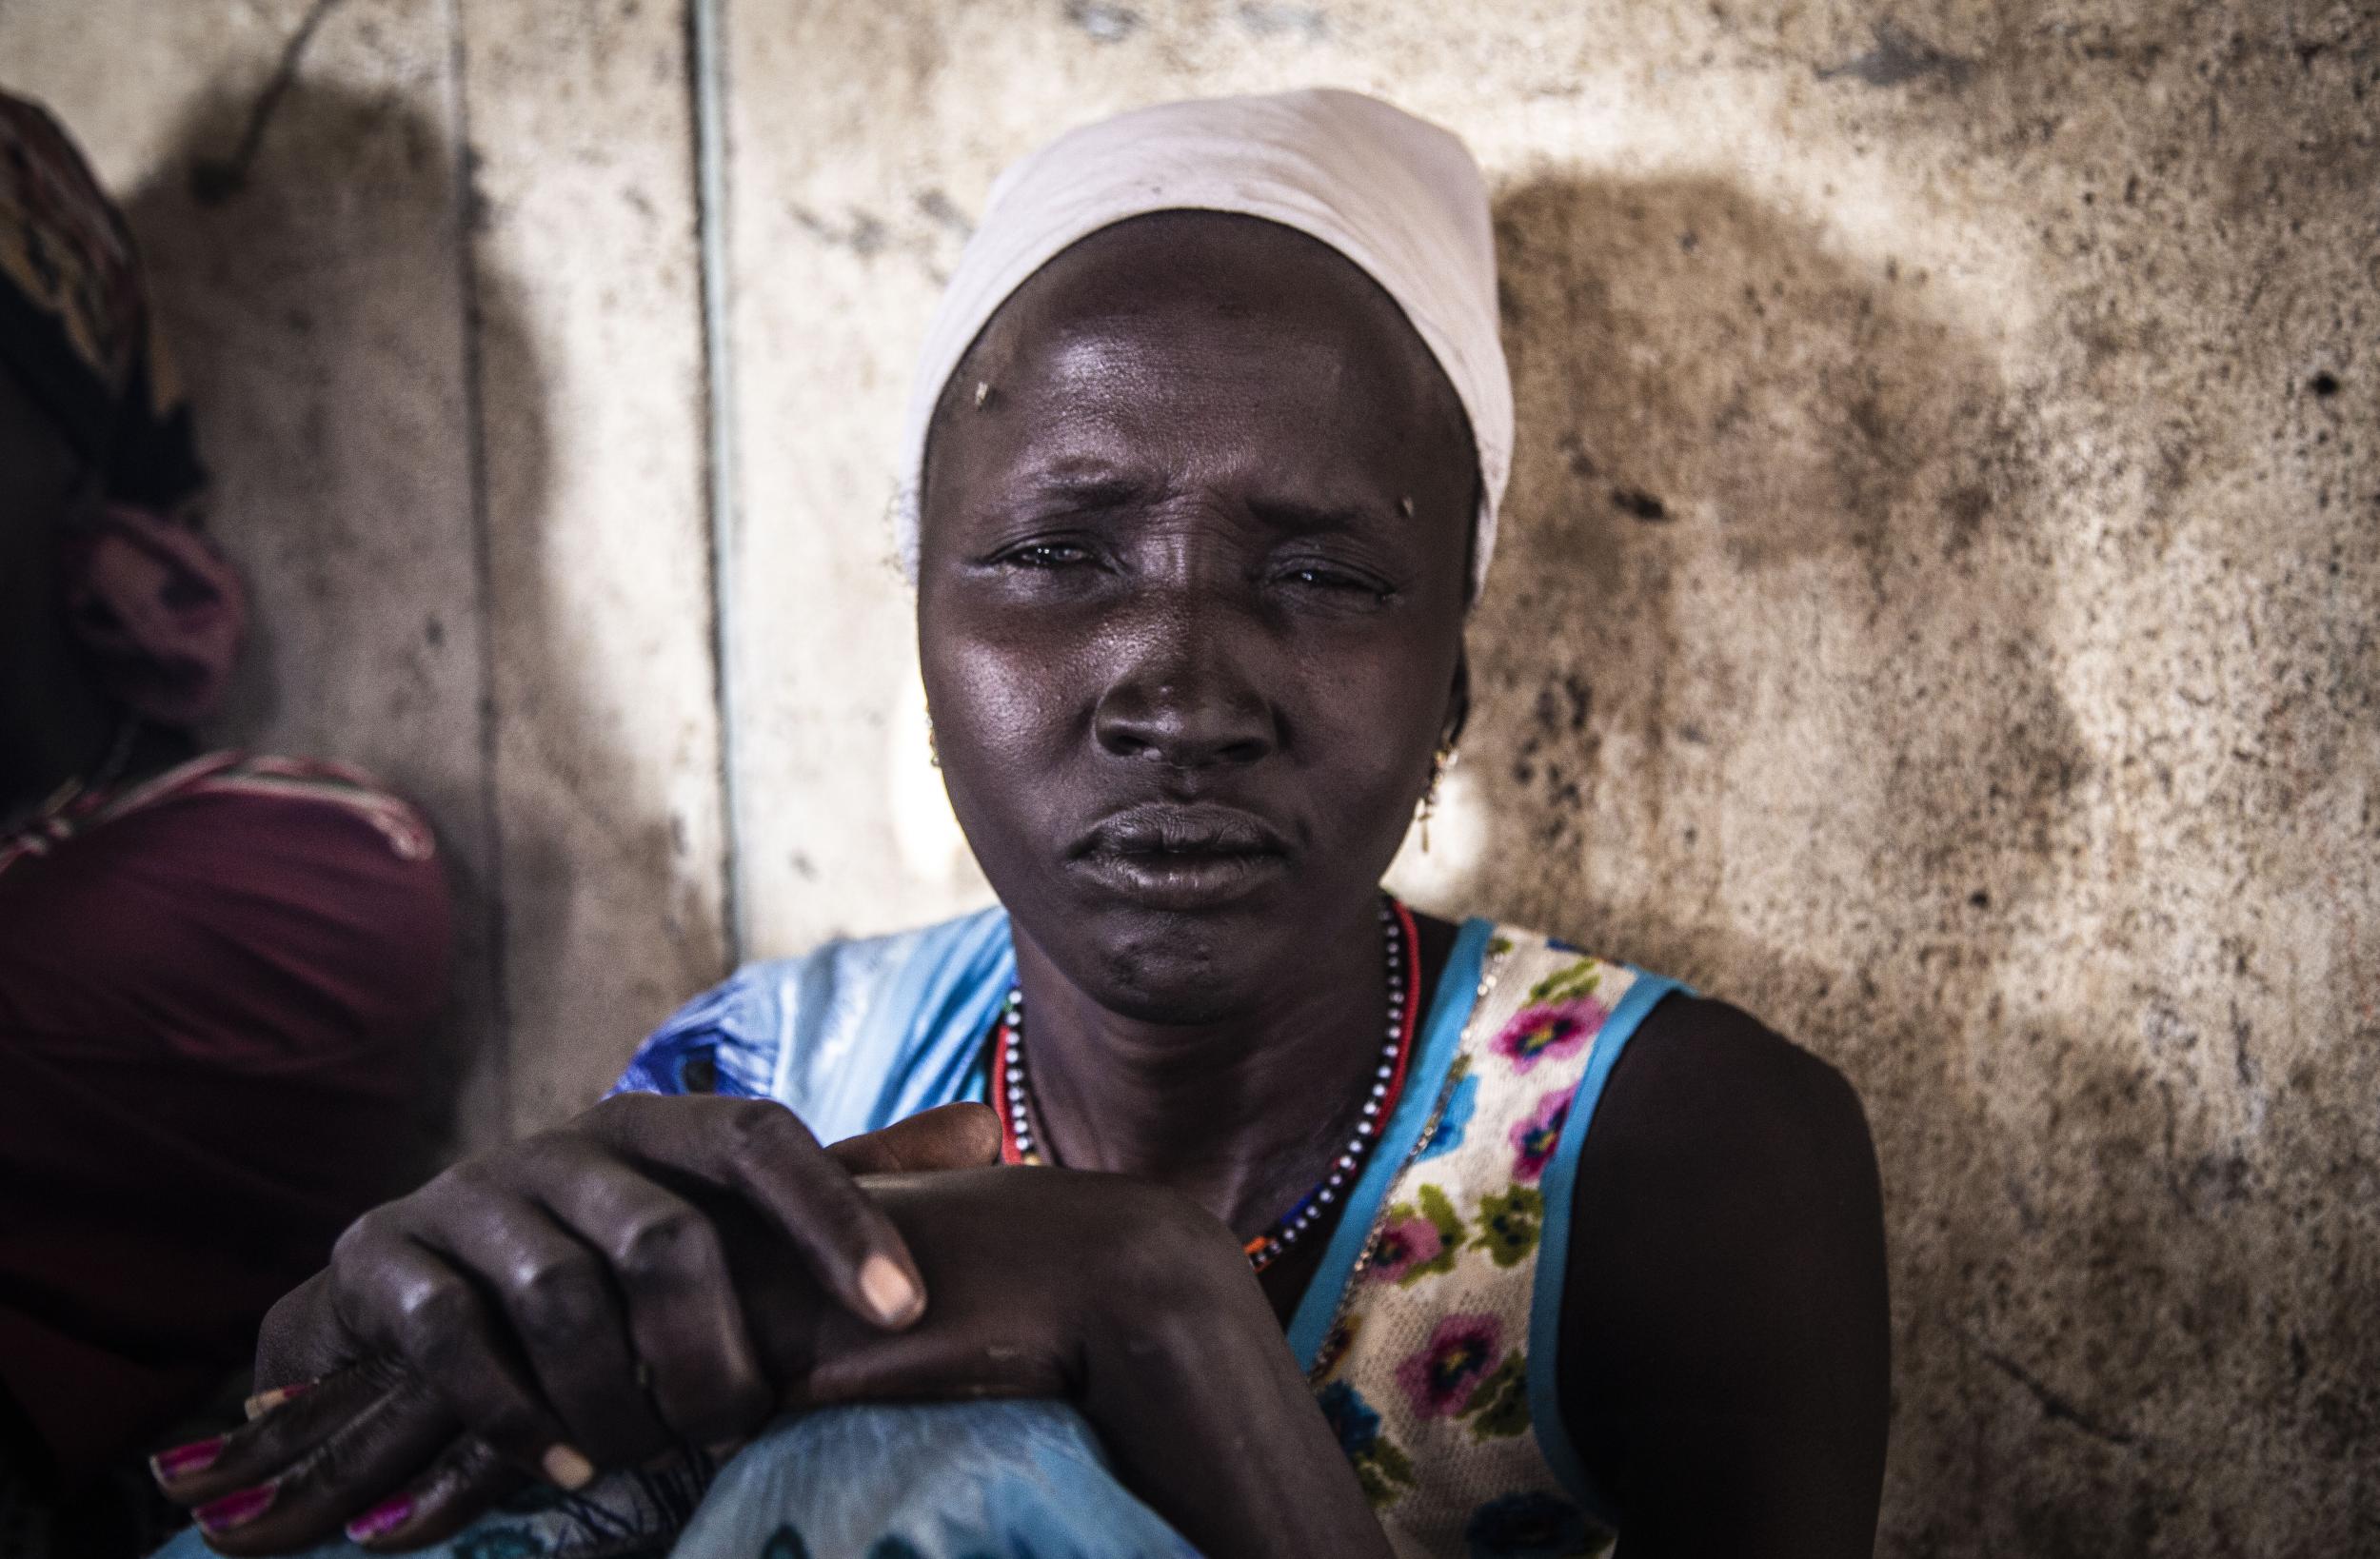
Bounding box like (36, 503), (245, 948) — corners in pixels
(993, 894), (1421, 1273)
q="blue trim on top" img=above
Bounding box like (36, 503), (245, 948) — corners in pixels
(1526, 969), (1684, 1528)
(1287, 916), (1497, 1371)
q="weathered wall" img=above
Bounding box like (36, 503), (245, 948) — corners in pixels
(3, 1), (2371, 1553)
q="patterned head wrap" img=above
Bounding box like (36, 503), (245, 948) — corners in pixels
(897, 89), (1514, 602)
(1, 89), (244, 727)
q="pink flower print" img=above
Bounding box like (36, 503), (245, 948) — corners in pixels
(1396, 1312), (1506, 1419)
(1508, 1087), (1572, 1183)
(1491, 997), (1607, 1075)
(1367, 1213), (1445, 1285)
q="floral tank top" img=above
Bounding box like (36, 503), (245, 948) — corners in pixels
(1302, 925), (1678, 1558)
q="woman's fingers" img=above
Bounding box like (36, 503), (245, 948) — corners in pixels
(406, 1158), (675, 1469)
(340, 1435), (525, 1552)
(583, 1095), (928, 1332)
(218, 1092), (994, 1518)
(530, 1147), (774, 1449)
(252, 1271), (361, 1392)
(826, 1101), (1002, 1174)
(150, 1360), (394, 1507)
(326, 1215), (592, 1490)
(149, 1359), (462, 1553)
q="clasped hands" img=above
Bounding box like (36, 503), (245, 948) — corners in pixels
(149, 1094), (1251, 1552)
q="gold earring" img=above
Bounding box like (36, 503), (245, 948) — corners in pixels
(1417, 743), (1457, 852)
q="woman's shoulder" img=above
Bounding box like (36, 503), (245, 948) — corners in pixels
(1436, 918), (1875, 1270)
(1420, 920), (1889, 1538)
(1554, 983), (1890, 1545)
(0, 751), (453, 1059)
(97, 751), (439, 864)
(614, 906), (1012, 1106)
(674, 905), (1011, 1028)
(1458, 917), (1855, 1109)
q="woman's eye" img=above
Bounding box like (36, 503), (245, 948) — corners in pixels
(1002, 542), (1091, 569)
(1280, 563), (1380, 594)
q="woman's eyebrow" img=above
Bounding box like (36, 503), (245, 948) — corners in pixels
(1013, 469), (1150, 509)
(1245, 494), (1402, 535)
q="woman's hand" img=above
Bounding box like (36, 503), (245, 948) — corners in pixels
(153, 1160), (1389, 1558)
(820, 1170), (1396, 1559)
(149, 1097), (1000, 1546)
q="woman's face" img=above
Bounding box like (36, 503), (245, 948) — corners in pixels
(917, 212), (1477, 1022)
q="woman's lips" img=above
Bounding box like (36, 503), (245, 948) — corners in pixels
(1066, 802), (1292, 910)
(1066, 845), (1289, 910)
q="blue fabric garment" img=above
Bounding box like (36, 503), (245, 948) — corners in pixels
(609, 908), (1018, 1135)
(676, 1402), (1199, 1559)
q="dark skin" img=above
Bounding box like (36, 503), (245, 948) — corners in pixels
(153, 213), (1889, 1556)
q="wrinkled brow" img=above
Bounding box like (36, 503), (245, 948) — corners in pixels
(1009, 468), (1151, 510)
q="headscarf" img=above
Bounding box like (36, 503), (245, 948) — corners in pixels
(896, 88), (1514, 602)
(0, 90), (244, 728)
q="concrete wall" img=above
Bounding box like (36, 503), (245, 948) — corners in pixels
(4, 2), (2371, 1553)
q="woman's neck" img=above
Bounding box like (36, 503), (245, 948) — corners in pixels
(1009, 905), (1396, 1235)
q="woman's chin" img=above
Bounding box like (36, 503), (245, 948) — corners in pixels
(1046, 906), (1296, 1027)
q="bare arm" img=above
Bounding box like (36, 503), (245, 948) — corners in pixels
(1560, 995), (1892, 1558)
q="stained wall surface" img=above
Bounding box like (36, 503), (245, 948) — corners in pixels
(3, 2), (2371, 1554)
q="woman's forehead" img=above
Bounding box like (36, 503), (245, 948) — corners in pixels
(928, 212), (1474, 498)
(973, 212), (1433, 376)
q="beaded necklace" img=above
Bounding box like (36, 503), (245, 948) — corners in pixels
(993, 894), (1420, 1273)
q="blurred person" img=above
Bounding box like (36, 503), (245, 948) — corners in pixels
(0, 89), (451, 1554)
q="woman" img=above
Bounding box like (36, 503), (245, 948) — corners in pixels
(150, 91), (1886, 1558)
(0, 89), (452, 1549)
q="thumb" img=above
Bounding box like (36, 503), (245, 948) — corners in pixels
(827, 1102), (1002, 1174)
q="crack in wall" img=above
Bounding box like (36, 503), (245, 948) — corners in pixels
(1973, 1336), (2148, 1453)
(690, 0), (744, 969)
(190, 0), (350, 205)
(439, 0), (512, 1128)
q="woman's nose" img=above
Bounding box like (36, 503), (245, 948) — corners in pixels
(1090, 603), (1278, 770)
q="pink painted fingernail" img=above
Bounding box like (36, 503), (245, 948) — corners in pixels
(195, 1483), (277, 1532)
(149, 1435), (226, 1483)
(345, 1494), (413, 1542)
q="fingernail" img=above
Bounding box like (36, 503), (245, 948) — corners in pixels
(542, 1443), (596, 1490)
(195, 1484), (276, 1533)
(149, 1435), (226, 1483)
(243, 1379), (315, 1420)
(345, 1494), (413, 1542)
(860, 1253), (922, 1325)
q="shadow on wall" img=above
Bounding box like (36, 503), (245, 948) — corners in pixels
(1463, 174), (2360, 1555)
(115, 78), (704, 1169)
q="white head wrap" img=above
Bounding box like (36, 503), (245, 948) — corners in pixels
(895, 88), (1512, 601)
